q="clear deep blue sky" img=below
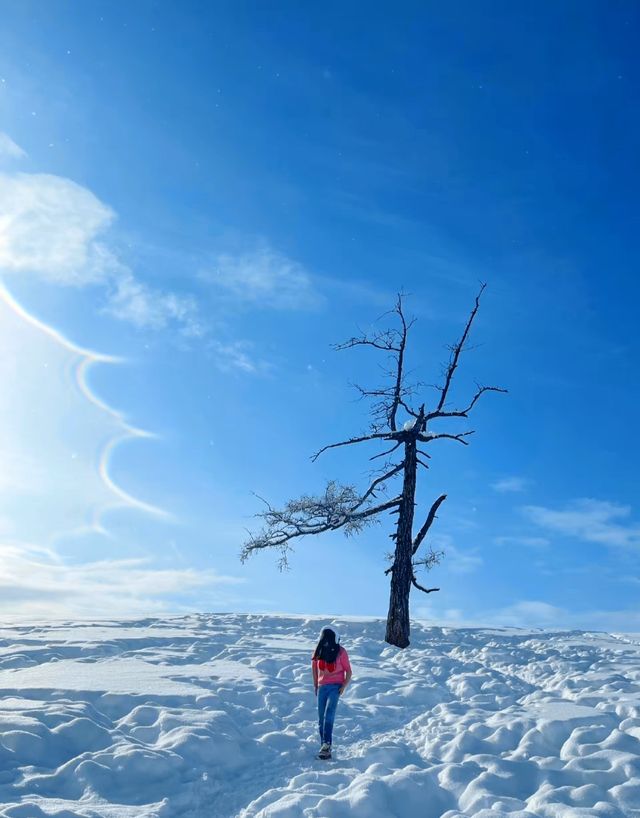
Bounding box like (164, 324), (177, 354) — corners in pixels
(0, 1), (639, 629)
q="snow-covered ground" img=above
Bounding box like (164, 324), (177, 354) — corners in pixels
(1, 614), (639, 818)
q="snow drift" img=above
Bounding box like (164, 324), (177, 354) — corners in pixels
(0, 614), (639, 817)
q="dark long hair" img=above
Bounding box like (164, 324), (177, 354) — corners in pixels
(313, 627), (341, 663)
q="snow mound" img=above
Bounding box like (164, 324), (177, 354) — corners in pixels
(0, 614), (639, 817)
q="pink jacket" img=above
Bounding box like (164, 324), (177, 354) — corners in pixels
(312, 646), (352, 686)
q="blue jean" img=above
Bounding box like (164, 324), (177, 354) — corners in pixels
(318, 683), (341, 745)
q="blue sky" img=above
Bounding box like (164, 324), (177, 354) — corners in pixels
(0, 1), (639, 630)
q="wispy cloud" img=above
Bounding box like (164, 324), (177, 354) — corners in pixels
(209, 339), (273, 375)
(0, 132), (27, 160)
(104, 271), (206, 336)
(523, 498), (640, 549)
(433, 536), (483, 574)
(480, 599), (640, 632)
(413, 603), (468, 625)
(202, 246), (324, 310)
(416, 597), (640, 631)
(0, 183), (236, 617)
(0, 542), (244, 618)
(0, 284), (167, 545)
(490, 600), (565, 627)
(0, 166), (203, 337)
(317, 273), (394, 310)
(447, 546), (483, 574)
(491, 476), (530, 493)
(494, 535), (550, 548)
(0, 139), (326, 364)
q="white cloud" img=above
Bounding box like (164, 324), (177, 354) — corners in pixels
(104, 271), (205, 336)
(491, 476), (529, 493)
(0, 157), (314, 356)
(0, 288), (250, 617)
(0, 542), (244, 618)
(523, 498), (640, 549)
(204, 246), (324, 310)
(0, 169), (203, 337)
(0, 205), (267, 622)
(0, 172), (116, 284)
(0, 284), (166, 546)
(0, 132), (27, 160)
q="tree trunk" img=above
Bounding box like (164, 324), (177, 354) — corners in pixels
(385, 439), (417, 647)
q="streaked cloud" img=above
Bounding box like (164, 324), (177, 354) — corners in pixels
(0, 284), (167, 546)
(0, 132), (27, 160)
(491, 476), (530, 493)
(0, 145), (312, 358)
(0, 161), (232, 617)
(210, 339), (272, 374)
(0, 286), (247, 617)
(523, 498), (640, 549)
(203, 246), (324, 310)
(0, 165), (203, 337)
(0, 542), (244, 618)
(104, 271), (205, 336)
(494, 535), (550, 548)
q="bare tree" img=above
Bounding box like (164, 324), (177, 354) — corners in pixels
(241, 284), (505, 648)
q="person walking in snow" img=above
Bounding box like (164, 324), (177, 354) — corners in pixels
(312, 627), (352, 759)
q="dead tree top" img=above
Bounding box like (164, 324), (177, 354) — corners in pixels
(311, 286), (506, 459)
(241, 284), (506, 574)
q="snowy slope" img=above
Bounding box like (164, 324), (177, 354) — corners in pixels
(0, 614), (639, 818)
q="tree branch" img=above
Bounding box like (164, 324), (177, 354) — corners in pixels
(426, 384), (507, 421)
(389, 295), (410, 432)
(350, 462), (404, 511)
(412, 494), (447, 556)
(369, 441), (403, 461)
(399, 398), (420, 418)
(335, 329), (401, 353)
(418, 431), (475, 445)
(385, 494), (447, 576)
(434, 282), (486, 413)
(241, 481), (402, 565)
(411, 577), (440, 594)
(311, 432), (394, 462)
(334, 294), (418, 435)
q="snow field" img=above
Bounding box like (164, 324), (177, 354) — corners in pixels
(0, 614), (639, 817)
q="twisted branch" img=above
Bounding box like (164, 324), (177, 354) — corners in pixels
(411, 576), (440, 594)
(419, 431), (475, 446)
(241, 481), (402, 567)
(426, 384), (507, 422)
(412, 494), (447, 555)
(311, 432), (394, 462)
